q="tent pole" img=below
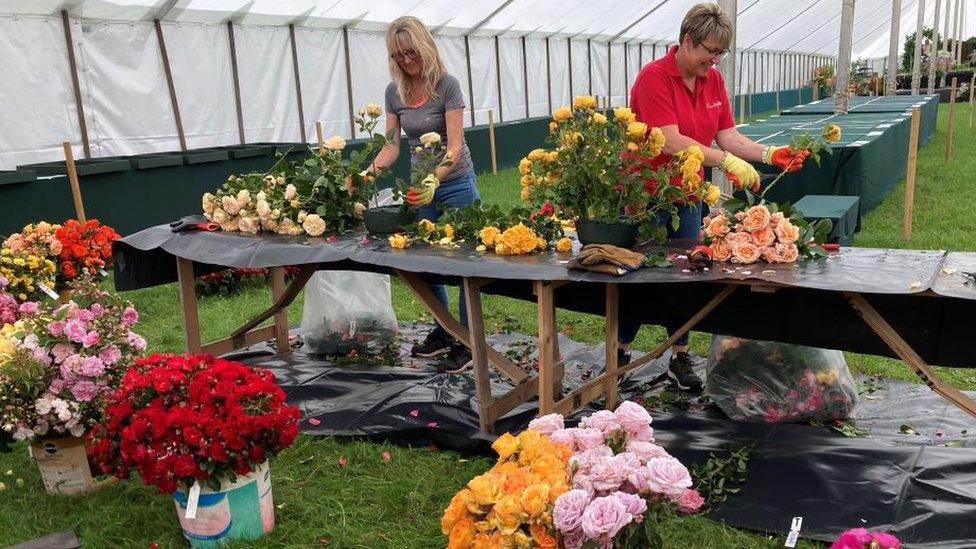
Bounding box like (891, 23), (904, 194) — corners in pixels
(227, 21), (246, 144)
(953, 0), (961, 64)
(929, 0), (942, 94)
(607, 41), (612, 107)
(464, 35), (476, 126)
(587, 38), (592, 95)
(289, 24), (307, 142)
(522, 36), (530, 119)
(545, 36), (553, 115)
(155, 20), (186, 151)
(61, 9), (91, 159)
(567, 37), (574, 99)
(911, 1), (926, 95)
(494, 35), (503, 122)
(835, 0), (855, 113)
(342, 26), (356, 138)
(885, 0), (902, 96)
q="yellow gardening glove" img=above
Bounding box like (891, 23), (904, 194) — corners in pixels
(406, 174), (439, 206)
(720, 152), (760, 192)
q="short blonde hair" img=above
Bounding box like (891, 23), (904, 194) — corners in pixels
(680, 3), (733, 50)
(385, 16), (445, 105)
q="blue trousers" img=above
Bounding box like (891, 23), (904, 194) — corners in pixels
(417, 170), (480, 328)
(618, 202), (703, 346)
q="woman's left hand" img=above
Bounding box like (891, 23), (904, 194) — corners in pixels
(764, 146), (810, 173)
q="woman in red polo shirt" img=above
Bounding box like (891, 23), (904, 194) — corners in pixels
(619, 2), (810, 391)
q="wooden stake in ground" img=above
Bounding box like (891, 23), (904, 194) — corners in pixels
(488, 109), (498, 174)
(315, 121), (324, 156)
(902, 107), (921, 240)
(775, 83), (780, 113)
(969, 74), (974, 128)
(61, 141), (86, 222)
(738, 94), (746, 124)
(946, 77), (957, 161)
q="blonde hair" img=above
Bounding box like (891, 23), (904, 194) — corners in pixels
(680, 3), (733, 50)
(386, 16), (445, 105)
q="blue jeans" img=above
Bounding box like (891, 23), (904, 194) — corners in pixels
(618, 202), (703, 346)
(417, 170), (480, 328)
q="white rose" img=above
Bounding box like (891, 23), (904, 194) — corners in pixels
(221, 195), (240, 216)
(220, 216), (240, 232)
(256, 191), (267, 202)
(302, 214), (327, 236)
(212, 208), (227, 224)
(290, 198), (300, 208)
(284, 184), (297, 200)
(324, 136), (346, 150)
(236, 189), (251, 208)
(354, 202), (366, 218)
(275, 175), (286, 186)
(277, 218), (295, 235)
(256, 200), (271, 218)
(202, 193), (215, 214)
(239, 216), (259, 234)
(419, 132), (441, 147)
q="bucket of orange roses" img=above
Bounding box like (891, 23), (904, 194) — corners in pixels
(88, 354), (301, 548)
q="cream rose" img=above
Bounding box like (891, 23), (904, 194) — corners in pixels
(353, 202), (366, 218)
(221, 195), (240, 216)
(776, 242), (799, 262)
(284, 184), (297, 201)
(277, 218), (296, 235)
(741, 205), (771, 232)
(324, 135), (346, 151)
(238, 216), (259, 235)
(220, 216), (240, 232)
(212, 208), (227, 224)
(256, 199), (271, 219)
(236, 189), (251, 208)
(202, 193), (216, 215)
(419, 132), (441, 147)
(774, 219), (800, 244)
(365, 103), (382, 117)
(731, 240), (761, 264)
(302, 214), (326, 236)
(761, 246), (782, 263)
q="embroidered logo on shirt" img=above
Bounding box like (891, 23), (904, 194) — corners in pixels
(706, 101), (723, 109)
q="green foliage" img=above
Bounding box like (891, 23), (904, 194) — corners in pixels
(689, 445), (753, 512)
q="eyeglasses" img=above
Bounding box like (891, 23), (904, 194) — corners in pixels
(697, 43), (729, 59)
(391, 49), (420, 63)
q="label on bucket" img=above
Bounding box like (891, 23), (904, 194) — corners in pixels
(185, 481), (201, 519)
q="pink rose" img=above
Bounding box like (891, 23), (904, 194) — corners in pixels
(18, 301), (39, 315)
(580, 495), (633, 541)
(613, 400), (652, 434)
(770, 211), (785, 226)
(625, 441), (669, 462)
(742, 205), (771, 232)
(613, 452), (642, 469)
(870, 532), (901, 549)
(69, 380), (98, 401)
(711, 238), (731, 261)
(627, 466), (652, 492)
(644, 456), (692, 497)
(553, 489), (591, 532)
(81, 330), (100, 348)
(731, 240), (761, 264)
(774, 219), (800, 243)
(122, 306), (139, 327)
(830, 528), (872, 549)
(79, 356), (105, 377)
(64, 319), (87, 343)
(628, 425), (655, 442)
(47, 321), (65, 337)
(31, 347), (52, 366)
(612, 491), (647, 520)
(574, 427), (607, 450)
(98, 345), (122, 365)
(704, 215), (730, 238)
(126, 331), (147, 351)
(672, 488), (705, 513)
(580, 410), (621, 435)
(561, 529), (587, 549)
(588, 456), (629, 493)
(89, 303), (104, 317)
(549, 427), (577, 448)
(528, 412), (565, 435)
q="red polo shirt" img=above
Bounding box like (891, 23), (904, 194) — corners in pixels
(629, 45), (734, 184)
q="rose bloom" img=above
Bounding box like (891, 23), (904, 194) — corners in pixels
(741, 205), (771, 232)
(704, 215), (730, 238)
(770, 211), (785, 226)
(284, 184), (297, 201)
(419, 132), (441, 147)
(302, 214), (327, 236)
(556, 237), (573, 253)
(221, 195), (240, 216)
(365, 103), (382, 117)
(644, 456), (692, 497)
(613, 400), (652, 434)
(672, 488), (705, 513)
(774, 219), (800, 243)
(776, 242), (799, 262)
(553, 489), (590, 532)
(731, 240), (761, 264)
(580, 495), (632, 541)
(751, 226), (776, 247)
(711, 238), (731, 261)
(324, 135), (346, 150)
(761, 246), (782, 263)
(528, 413), (565, 435)
(726, 231), (752, 246)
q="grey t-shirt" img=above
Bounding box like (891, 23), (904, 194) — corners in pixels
(384, 74), (473, 181)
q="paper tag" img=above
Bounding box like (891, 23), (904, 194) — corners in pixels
(98, 268), (108, 277)
(349, 320), (356, 337)
(37, 282), (59, 300)
(185, 481), (201, 519)
(785, 516), (803, 547)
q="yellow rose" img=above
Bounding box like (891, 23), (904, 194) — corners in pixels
(492, 432), (519, 460)
(520, 483), (551, 518)
(614, 106), (636, 124)
(443, 224), (455, 239)
(447, 517), (477, 549)
(572, 95), (597, 110)
(420, 131), (442, 147)
(705, 184), (721, 206)
(548, 121), (558, 132)
(418, 219), (435, 234)
(520, 174), (536, 187)
(527, 148), (546, 161)
(626, 142), (639, 152)
(516, 429), (545, 463)
(552, 106), (572, 122)
(365, 102), (382, 117)
(591, 112), (607, 125)
(545, 151), (559, 163)
(536, 237), (548, 251)
(495, 241), (510, 255)
(626, 121), (648, 141)
(685, 144), (704, 162)
(822, 123), (841, 142)
(518, 158), (532, 175)
(480, 226), (501, 247)
(816, 369), (839, 384)
(491, 494), (523, 535)
(555, 237), (572, 252)
(519, 187), (532, 201)
(388, 233), (410, 249)
(323, 135), (346, 150)
(467, 474), (501, 506)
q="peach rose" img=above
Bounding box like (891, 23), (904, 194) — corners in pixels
(751, 226), (776, 247)
(742, 205), (771, 232)
(704, 215), (730, 238)
(770, 212), (785, 227)
(774, 219), (800, 243)
(761, 246), (782, 263)
(726, 231), (752, 246)
(731, 240), (761, 264)
(776, 242), (799, 262)
(711, 238), (731, 261)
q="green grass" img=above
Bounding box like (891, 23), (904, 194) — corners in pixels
(2, 103), (973, 548)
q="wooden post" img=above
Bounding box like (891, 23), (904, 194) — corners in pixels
(567, 37), (574, 99)
(587, 38), (592, 95)
(545, 37), (553, 115)
(738, 93), (746, 124)
(534, 281), (557, 414)
(464, 278), (494, 433)
(903, 108), (921, 240)
(775, 83), (780, 113)
(176, 258), (202, 353)
(488, 110), (498, 174)
(969, 74), (974, 128)
(270, 267), (289, 352)
(227, 21), (246, 144)
(315, 121), (324, 155)
(61, 10), (91, 159)
(747, 84), (753, 118)
(604, 284), (619, 410)
(342, 26), (356, 138)
(155, 19), (186, 151)
(465, 35), (476, 126)
(522, 36), (530, 119)
(289, 24), (307, 142)
(61, 141), (86, 222)
(946, 77), (957, 160)
(495, 36), (504, 122)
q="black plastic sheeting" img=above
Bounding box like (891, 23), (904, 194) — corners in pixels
(115, 225), (976, 367)
(229, 324), (976, 548)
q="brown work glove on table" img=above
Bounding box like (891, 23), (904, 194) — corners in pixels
(568, 244), (645, 275)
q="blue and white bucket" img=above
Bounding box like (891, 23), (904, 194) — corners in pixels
(172, 461), (275, 548)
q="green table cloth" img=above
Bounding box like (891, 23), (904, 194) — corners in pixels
(793, 194), (860, 246)
(780, 94), (938, 146)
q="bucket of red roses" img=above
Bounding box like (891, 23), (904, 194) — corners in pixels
(88, 354), (300, 548)
(0, 280), (145, 495)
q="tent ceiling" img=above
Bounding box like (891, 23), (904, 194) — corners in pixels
(0, 0), (973, 57)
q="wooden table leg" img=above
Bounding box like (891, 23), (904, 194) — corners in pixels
(535, 281), (557, 414)
(604, 283), (619, 410)
(464, 278), (494, 433)
(845, 292), (976, 419)
(270, 267), (290, 354)
(176, 257), (202, 353)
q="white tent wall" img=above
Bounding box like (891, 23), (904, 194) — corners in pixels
(625, 41), (640, 99)
(467, 36), (498, 126)
(525, 37), (549, 118)
(76, 20), (180, 157)
(569, 39), (589, 97)
(163, 21), (239, 149)
(498, 37), (525, 122)
(0, 16), (82, 169)
(547, 37), (571, 110)
(609, 43), (626, 107)
(294, 27), (349, 141)
(590, 40), (609, 103)
(434, 36), (474, 128)
(347, 29), (390, 138)
(235, 25), (301, 143)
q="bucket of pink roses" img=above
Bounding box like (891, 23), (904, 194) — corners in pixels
(0, 280), (146, 495)
(88, 353), (301, 548)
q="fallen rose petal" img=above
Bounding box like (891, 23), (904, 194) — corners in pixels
(409, 409), (419, 417)
(308, 418), (322, 426)
(326, 235), (339, 243)
(338, 457), (348, 467)
(427, 421), (438, 428)
(381, 451), (392, 462)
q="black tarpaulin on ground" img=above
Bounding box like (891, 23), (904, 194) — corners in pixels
(230, 324), (976, 548)
(115, 225), (976, 367)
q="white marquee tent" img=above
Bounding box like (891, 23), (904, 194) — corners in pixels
(0, 0), (972, 169)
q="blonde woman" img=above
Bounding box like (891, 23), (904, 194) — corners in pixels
(369, 16), (477, 370)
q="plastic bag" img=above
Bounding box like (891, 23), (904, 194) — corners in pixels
(705, 336), (857, 423)
(300, 271), (398, 355)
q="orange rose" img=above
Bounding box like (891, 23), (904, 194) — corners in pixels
(705, 215), (730, 238)
(471, 533), (494, 549)
(711, 238), (731, 261)
(774, 219), (800, 243)
(467, 474), (501, 506)
(491, 494), (523, 535)
(777, 242), (799, 262)
(731, 240), (761, 264)
(447, 517), (477, 549)
(492, 433), (519, 460)
(502, 469), (529, 495)
(770, 211), (785, 226)
(520, 483), (551, 517)
(742, 205), (771, 232)
(751, 226), (776, 247)
(442, 491), (471, 534)
(530, 524), (559, 548)
(726, 231), (752, 246)
(761, 246), (782, 263)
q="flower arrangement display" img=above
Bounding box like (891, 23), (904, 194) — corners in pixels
(830, 528), (900, 549)
(2, 221), (62, 258)
(440, 427), (572, 548)
(0, 248), (56, 302)
(0, 281), (146, 441)
(519, 95), (721, 242)
(203, 105), (391, 237)
(54, 219), (120, 282)
(530, 402), (704, 548)
(88, 353), (301, 494)
(706, 336), (857, 423)
(811, 64), (835, 92)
